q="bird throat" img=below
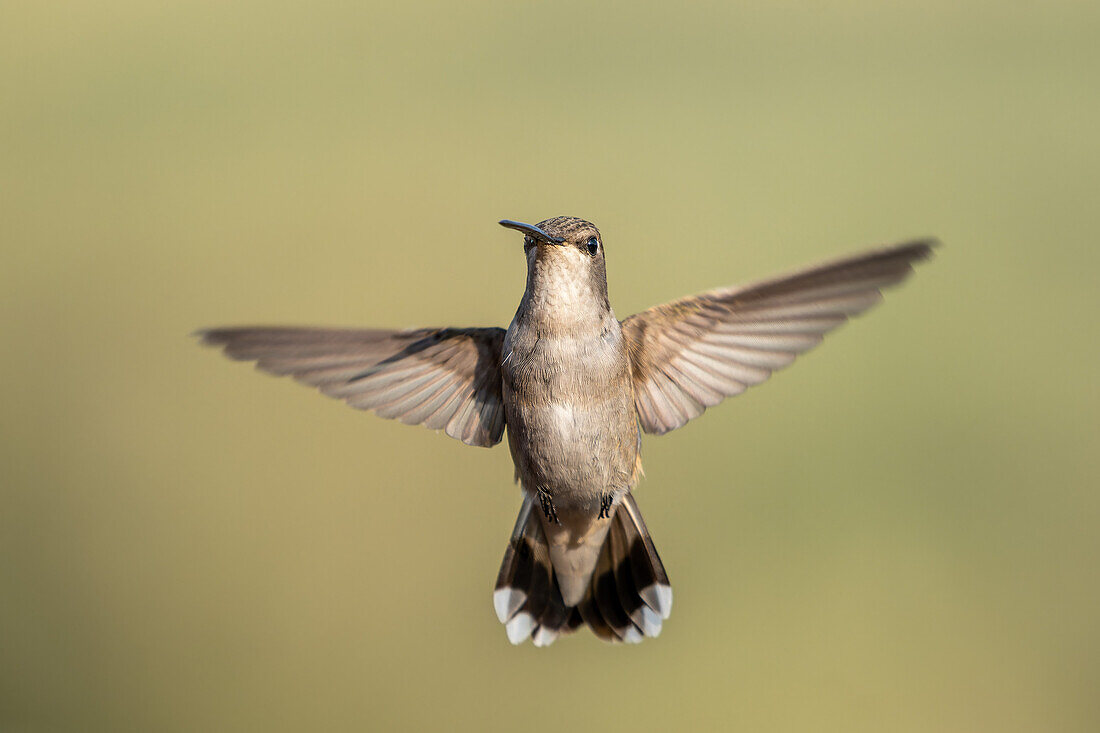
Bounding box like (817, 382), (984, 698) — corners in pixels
(519, 246), (611, 334)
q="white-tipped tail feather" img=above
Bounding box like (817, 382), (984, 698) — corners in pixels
(505, 612), (537, 644)
(493, 588), (526, 624)
(639, 583), (673, 620)
(493, 493), (670, 646)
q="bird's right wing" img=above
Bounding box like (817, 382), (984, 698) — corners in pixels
(198, 326), (507, 447)
(621, 240), (935, 435)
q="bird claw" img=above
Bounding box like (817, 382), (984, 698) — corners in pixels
(598, 493), (614, 519)
(538, 489), (560, 525)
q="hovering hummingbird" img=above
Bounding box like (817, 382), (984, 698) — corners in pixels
(199, 217), (934, 646)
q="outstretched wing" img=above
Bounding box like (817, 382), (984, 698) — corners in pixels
(621, 240), (935, 435)
(199, 326), (507, 447)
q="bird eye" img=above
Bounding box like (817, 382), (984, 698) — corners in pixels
(585, 237), (599, 256)
(523, 236), (535, 248)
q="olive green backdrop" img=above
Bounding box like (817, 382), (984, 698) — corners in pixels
(3, 2), (1098, 731)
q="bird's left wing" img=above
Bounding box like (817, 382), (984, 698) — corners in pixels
(199, 326), (507, 447)
(621, 240), (935, 435)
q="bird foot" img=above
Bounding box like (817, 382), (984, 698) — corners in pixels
(538, 489), (560, 525)
(598, 493), (614, 519)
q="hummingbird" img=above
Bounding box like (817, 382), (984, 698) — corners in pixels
(199, 217), (934, 646)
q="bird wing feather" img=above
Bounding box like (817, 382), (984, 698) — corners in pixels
(621, 240), (935, 435)
(198, 326), (507, 447)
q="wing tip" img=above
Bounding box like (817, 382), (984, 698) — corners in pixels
(893, 237), (940, 263)
(193, 326), (265, 349)
(192, 327), (222, 345)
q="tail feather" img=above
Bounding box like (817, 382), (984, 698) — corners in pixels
(608, 516), (659, 638)
(531, 585), (570, 647)
(494, 493), (671, 646)
(619, 495), (673, 620)
(493, 497), (536, 624)
(591, 537), (643, 643)
(576, 588), (619, 642)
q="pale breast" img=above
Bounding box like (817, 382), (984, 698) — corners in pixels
(502, 318), (640, 507)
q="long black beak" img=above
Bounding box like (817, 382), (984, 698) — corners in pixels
(499, 219), (564, 244)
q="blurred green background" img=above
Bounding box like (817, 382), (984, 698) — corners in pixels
(3, 1), (1098, 731)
